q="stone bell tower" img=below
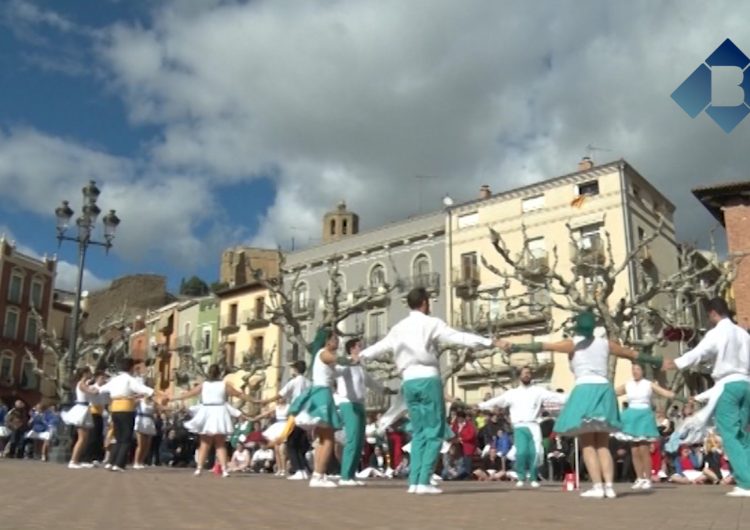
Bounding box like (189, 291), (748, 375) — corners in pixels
(322, 201), (359, 243)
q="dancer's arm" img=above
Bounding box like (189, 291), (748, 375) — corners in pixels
(663, 332), (718, 372)
(651, 382), (677, 400)
(539, 388), (567, 405)
(225, 383), (246, 400)
(78, 380), (99, 395)
(359, 334), (393, 361)
(433, 319), (497, 349)
(615, 384), (627, 397)
(171, 383), (203, 402)
(478, 393), (509, 411)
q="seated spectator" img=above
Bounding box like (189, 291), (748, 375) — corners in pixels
(442, 444), (468, 481)
(474, 447), (506, 481)
(669, 445), (713, 484)
(357, 445), (392, 479)
(227, 444), (251, 473)
(251, 442), (275, 473)
(547, 434), (572, 481)
(393, 455), (410, 478)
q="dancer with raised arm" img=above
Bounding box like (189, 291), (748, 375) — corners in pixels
(615, 363), (679, 490)
(360, 287), (505, 495)
(502, 311), (657, 499)
(254, 397), (290, 476)
(478, 366), (567, 488)
(172, 364), (247, 478)
(61, 367), (99, 469)
(663, 298), (750, 498)
(97, 358), (166, 472)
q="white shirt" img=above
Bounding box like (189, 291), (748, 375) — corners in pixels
(570, 337), (610, 383)
(312, 350), (336, 387)
(360, 311), (493, 380)
(625, 379), (653, 409)
(335, 364), (384, 404)
(279, 374), (310, 402)
(251, 448), (275, 463)
(479, 385), (566, 426)
(98, 372), (154, 399)
(674, 318), (750, 383)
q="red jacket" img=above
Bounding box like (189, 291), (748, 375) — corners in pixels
(452, 420), (478, 457)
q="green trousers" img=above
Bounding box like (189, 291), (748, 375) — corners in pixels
(403, 376), (445, 486)
(715, 381), (750, 489)
(340, 402), (366, 480)
(513, 426), (537, 481)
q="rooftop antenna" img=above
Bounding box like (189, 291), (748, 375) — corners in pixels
(585, 143), (612, 161)
(415, 175), (440, 214)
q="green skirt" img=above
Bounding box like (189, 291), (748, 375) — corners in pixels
(554, 383), (621, 436)
(615, 406), (659, 442)
(288, 386), (342, 430)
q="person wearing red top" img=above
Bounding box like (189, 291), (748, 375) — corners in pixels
(452, 410), (477, 473)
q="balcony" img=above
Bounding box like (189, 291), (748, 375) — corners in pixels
(638, 245), (653, 263)
(570, 239), (606, 272)
(522, 252), (550, 280)
(175, 335), (193, 353)
(243, 310), (269, 331)
(452, 267), (481, 299)
(292, 298), (316, 320)
(220, 314), (240, 334)
(347, 286), (390, 309)
(398, 273), (441, 296)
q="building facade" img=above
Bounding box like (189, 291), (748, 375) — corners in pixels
(0, 236), (57, 406)
(196, 296), (220, 365)
(445, 159), (679, 401)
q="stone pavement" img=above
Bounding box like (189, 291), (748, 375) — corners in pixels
(1, 460), (748, 530)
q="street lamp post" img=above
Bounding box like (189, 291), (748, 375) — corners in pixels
(52, 181), (120, 462)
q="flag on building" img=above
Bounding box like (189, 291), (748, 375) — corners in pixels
(570, 195), (586, 208)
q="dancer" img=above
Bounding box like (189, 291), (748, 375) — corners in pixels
(83, 371), (109, 466)
(502, 311), (656, 499)
(26, 403), (53, 461)
(97, 358), (164, 472)
(172, 363), (246, 478)
(133, 385), (160, 470)
(288, 329), (355, 488)
(257, 360), (311, 480)
(61, 367), (99, 469)
(360, 287), (504, 495)
(663, 298), (750, 497)
(614, 363), (678, 490)
(255, 398), (290, 476)
(336, 337), (393, 486)
(478, 366), (567, 488)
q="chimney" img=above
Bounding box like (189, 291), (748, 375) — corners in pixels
(578, 157), (594, 171)
(479, 184), (491, 200)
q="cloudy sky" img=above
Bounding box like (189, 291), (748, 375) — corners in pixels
(0, 0), (747, 292)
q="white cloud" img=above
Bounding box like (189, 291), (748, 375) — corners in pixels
(91, 0), (750, 253)
(0, 225), (108, 292)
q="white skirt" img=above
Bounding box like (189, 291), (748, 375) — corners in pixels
(135, 415), (157, 436)
(262, 420), (288, 443)
(184, 404), (235, 435)
(61, 404), (93, 428)
(0, 426), (11, 437)
(26, 431), (51, 441)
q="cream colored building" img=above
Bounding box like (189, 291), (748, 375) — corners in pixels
(446, 158), (679, 402)
(216, 280), (283, 401)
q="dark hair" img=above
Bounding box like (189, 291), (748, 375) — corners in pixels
(406, 287), (429, 310)
(345, 338), (361, 355)
(75, 367), (91, 381)
(94, 370), (107, 378)
(207, 364), (222, 381)
(705, 297), (730, 318)
(117, 358), (135, 373)
(293, 360), (306, 374)
(456, 409), (467, 419)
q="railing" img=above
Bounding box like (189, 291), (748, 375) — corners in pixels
(220, 313), (240, 331)
(570, 238), (606, 267)
(242, 310), (269, 330)
(175, 335), (193, 351)
(452, 267), (481, 286)
(523, 251), (550, 276)
(398, 272), (441, 294)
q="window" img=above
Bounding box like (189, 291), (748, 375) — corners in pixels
(330, 219), (336, 236)
(20, 360), (38, 390)
(3, 308), (20, 340)
(522, 194), (545, 213)
(578, 223), (602, 248)
(342, 219), (348, 235)
(255, 297), (265, 319)
(526, 237), (546, 258)
(25, 314), (38, 345)
(368, 312), (386, 342)
(202, 328), (212, 351)
(8, 271), (23, 304)
(225, 342), (236, 367)
(637, 227), (645, 241)
(461, 252), (478, 280)
(457, 212), (479, 228)
(0, 352), (13, 385)
(413, 254), (431, 278)
(295, 283), (308, 308)
(577, 181), (599, 196)
(253, 336), (264, 356)
(488, 296), (503, 321)
(30, 279), (43, 309)
(229, 303), (238, 326)
(330, 272), (346, 293)
(461, 299), (477, 326)
(184, 322), (191, 339)
(369, 264), (386, 288)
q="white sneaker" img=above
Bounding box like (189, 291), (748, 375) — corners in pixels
(726, 487), (750, 498)
(339, 479), (361, 487)
(287, 471), (306, 481)
(194, 469), (202, 476)
(430, 477), (440, 486)
(79, 463), (94, 469)
(68, 462), (81, 469)
(516, 480), (525, 488)
(222, 470), (230, 478)
(310, 477), (338, 488)
(104, 463), (112, 470)
(604, 486), (617, 499)
(530, 481), (540, 489)
(640, 480), (652, 490)
(133, 464), (145, 470)
(580, 487), (605, 499)
(431, 473), (443, 482)
(631, 479), (643, 490)
(302, 470), (310, 479)
(111, 466), (124, 473)
(408, 485), (418, 494)
(415, 485), (443, 495)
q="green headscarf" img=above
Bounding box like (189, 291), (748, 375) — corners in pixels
(308, 326), (332, 358)
(574, 311), (596, 339)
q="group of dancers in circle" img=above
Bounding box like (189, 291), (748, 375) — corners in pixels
(56, 289), (750, 498)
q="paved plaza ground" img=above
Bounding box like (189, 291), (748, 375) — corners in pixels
(1, 459), (748, 529)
